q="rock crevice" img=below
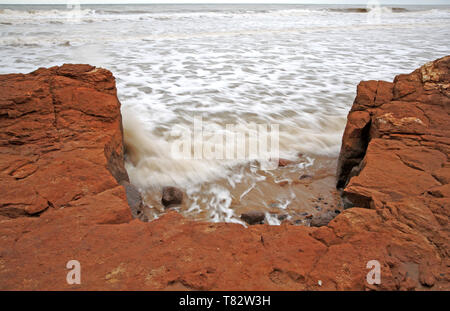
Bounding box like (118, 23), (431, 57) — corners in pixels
(0, 58), (448, 290)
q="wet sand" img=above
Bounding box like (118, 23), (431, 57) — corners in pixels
(140, 155), (343, 226)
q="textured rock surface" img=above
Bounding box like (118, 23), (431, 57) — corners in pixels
(336, 55), (450, 289)
(0, 59), (448, 290)
(0, 64), (131, 222)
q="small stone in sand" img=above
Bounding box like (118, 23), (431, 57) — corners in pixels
(278, 158), (293, 167)
(161, 186), (183, 208)
(241, 211), (265, 225)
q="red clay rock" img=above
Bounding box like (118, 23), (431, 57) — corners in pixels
(0, 59), (449, 291)
(0, 64), (131, 221)
(336, 55), (450, 289)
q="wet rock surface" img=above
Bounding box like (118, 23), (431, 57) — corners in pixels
(241, 211), (265, 225)
(0, 58), (448, 290)
(310, 211), (338, 227)
(121, 181), (144, 219)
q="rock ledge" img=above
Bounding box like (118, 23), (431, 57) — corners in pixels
(0, 59), (448, 290)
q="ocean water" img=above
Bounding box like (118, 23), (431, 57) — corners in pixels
(1, 4), (449, 224)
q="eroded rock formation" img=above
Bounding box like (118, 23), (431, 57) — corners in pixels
(0, 58), (448, 290)
(335, 55), (450, 289)
(0, 64), (132, 222)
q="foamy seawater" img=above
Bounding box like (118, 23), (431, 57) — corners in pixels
(1, 4), (449, 224)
